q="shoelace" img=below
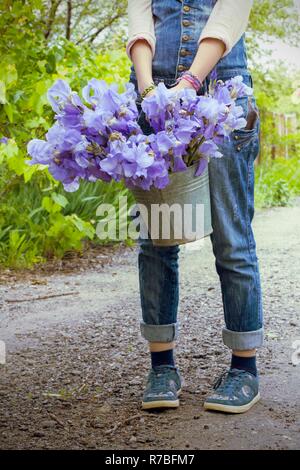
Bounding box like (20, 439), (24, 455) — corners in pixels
(148, 367), (177, 393)
(213, 369), (246, 394)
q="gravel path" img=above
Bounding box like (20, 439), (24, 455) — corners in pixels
(0, 200), (299, 450)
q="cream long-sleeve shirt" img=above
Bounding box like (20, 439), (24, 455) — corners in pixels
(126, 0), (253, 61)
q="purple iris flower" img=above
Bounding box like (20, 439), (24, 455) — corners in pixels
(99, 154), (123, 181)
(82, 78), (110, 106)
(47, 80), (72, 114)
(195, 97), (225, 123)
(198, 140), (222, 159)
(173, 118), (196, 144)
(173, 156), (187, 172)
(152, 131), (174, 155)
(27, 74), (253, 191)
(195, 157), (208, 177)
(141, 82), (175, 132)
(225, 75), (253, 98)
(27, 139), (53, 165)
(213, 85), (234, 106)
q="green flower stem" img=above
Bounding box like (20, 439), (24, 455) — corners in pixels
(185, 135), (205, 166)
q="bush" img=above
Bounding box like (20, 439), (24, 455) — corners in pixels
(0, 5), (133, 268)
(255, 157), (300, 208)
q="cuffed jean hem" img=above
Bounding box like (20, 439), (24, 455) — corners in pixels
(222, 327), (264, 350)
(140, 321), (179, 342)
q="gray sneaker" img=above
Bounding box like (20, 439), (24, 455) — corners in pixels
(204, 368), (260, 414)
(142, 365), (182, 410)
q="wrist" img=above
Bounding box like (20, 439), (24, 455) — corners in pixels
(138, 79), (155, 95)
(188, 68), (206, 84)
(141, 82), (156, 99)
(178, 78), (196, 90)
(175, 70), (203, 92)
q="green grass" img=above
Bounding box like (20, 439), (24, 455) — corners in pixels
(0, 169), (134, 268)
(255, 156), (300, 208)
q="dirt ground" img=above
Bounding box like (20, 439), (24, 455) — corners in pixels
(0, 199), (299, 450)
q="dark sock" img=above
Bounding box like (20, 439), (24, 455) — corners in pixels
(231, 354), (257, 377)
(151, 349), (175, 369)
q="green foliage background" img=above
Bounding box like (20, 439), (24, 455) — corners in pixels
(0, 0), (299, 268)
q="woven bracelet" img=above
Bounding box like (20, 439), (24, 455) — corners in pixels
(175, 70), (202, 91)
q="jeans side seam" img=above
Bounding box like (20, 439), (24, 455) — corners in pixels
(246, 149), (263, 330)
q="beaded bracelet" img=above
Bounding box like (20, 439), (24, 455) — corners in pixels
(175, 70), (203, 92)
(141, 82), (156, 99)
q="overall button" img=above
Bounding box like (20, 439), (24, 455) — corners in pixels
(182, 19), (191, 26)
(234, 135), (239, 140)
(236, 145), (242, 151)
(178, 64), (188, 71)
(182, 34), (190, 41)
(183, 5), (190, 12)
(180, 49), (189, 57)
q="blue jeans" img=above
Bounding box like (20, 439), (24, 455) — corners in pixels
(128, 0), (264, 350)
(131, 74), (264, 351)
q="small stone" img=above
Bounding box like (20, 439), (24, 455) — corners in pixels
(18, 425), (29, 431)
(33, 431), (46, 438)
(41, 420), (56, 429)
(79, 439), (89, 446)
(97, 403), (111, 414)
(203, 424), (209, 430)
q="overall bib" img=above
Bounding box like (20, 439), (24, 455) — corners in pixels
(128, 0), (263, 350)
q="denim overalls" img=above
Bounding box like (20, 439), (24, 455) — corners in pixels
(128, 0), (263, 351)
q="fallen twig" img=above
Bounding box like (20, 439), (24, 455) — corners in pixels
(47, 412), (65, 428)
(104, 413), (159, 435)
(123, 413), (145, 425)
(5, 291), (79, 303)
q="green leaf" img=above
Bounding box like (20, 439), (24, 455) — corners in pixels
(4, 103), (14, 123)
(51, 192), (69, 208)
(0, 64), (18, 88)
(0, 80), (7, 104)
(68, 214), (95, 239)
(1, 140), (18, 158)
(42, 196), (62, 214)
(26, 116), (48, 129)
(37, 60), (46, 73)
(23, 164), (37, 183)
(45, 53), (56, 74)
(7, 156), (26, 175)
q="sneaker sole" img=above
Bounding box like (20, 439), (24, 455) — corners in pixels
(141, 388), (181, 410)
(203, 392), (260, 414)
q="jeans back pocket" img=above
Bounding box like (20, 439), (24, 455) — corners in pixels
(232, 96), (260, 152)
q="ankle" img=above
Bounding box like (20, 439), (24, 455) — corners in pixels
(151, 349), (175, 369)
(149, 341), (175, 352)
(231, 353), (257, 377)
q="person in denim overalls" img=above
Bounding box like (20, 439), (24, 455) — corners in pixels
(128, 0), (263, 413)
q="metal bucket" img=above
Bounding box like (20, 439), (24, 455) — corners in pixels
(130, 160), (213, 246)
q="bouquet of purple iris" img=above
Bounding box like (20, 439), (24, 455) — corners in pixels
(26, 74), (253, 192)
